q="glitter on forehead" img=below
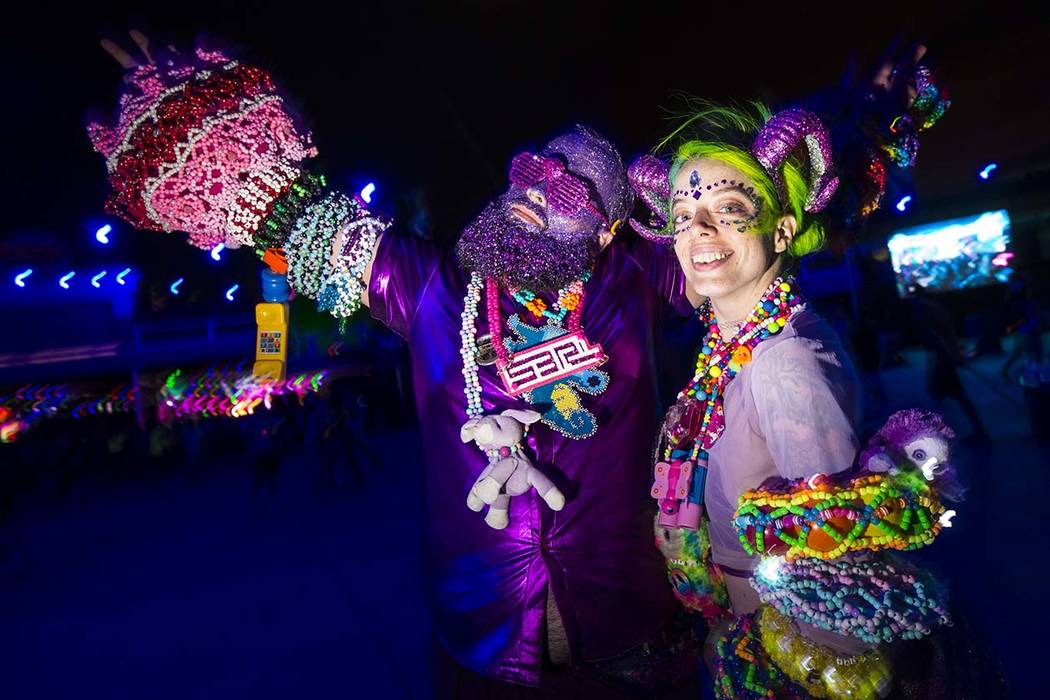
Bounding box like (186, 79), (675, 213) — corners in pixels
(540, 126), (632, 224)
(689, 170), (700, 187)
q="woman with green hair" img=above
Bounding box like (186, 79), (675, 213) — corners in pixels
(641, 101), (862, 629)
(638, 82), (1005, 696)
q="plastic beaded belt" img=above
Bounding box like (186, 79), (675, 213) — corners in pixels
(733, 471), (948, 560)
(757, 605), (892, 700)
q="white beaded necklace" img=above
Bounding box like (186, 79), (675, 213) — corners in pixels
(460, 273), (485, 418)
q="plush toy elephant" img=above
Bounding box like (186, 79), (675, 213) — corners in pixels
(460, 409), (566, 529)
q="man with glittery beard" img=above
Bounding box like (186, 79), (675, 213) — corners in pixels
(363, 126), (698, 696)
(91, 37), (695, 696)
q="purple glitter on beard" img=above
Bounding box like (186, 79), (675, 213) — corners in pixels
(457, 125), (629, 290)
(456, 197), (599, 290)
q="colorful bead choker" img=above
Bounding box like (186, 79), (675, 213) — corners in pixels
(506, 274), (588, 324)
(664, 277), (804, 463)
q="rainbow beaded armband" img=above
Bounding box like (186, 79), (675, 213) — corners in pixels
(733, 471), (947, 560)
(751, 553), (950, 644)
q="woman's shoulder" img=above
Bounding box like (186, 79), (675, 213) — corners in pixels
(748, 308), (854, 381)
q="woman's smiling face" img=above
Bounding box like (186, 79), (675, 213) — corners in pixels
(671, 158), (779, 305)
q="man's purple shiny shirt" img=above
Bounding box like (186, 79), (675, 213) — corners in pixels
(367, 228), (688, 686)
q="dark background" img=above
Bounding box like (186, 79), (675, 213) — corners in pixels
(4, 1), (1050, 258)
(2, 2), (1050, 698)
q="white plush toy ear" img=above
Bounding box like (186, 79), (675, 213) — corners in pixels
(864, 451), (895, 473)
(501, 409), (542, 425)
(460, 418), (481, 443)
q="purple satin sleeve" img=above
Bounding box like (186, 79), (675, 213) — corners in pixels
(623, 236), (692, 316)
(367, 230), (443, 339)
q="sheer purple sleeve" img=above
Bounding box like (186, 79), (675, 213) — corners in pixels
(624, 237), (691, 315)
(367, 231), (442, 339)
(749, 335), (860, 480)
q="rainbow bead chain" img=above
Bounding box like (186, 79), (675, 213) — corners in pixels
(713, 612), (807, 700)
(508, 272), (590, 324)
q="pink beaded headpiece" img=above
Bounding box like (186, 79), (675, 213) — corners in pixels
(87, 48), (317, 250)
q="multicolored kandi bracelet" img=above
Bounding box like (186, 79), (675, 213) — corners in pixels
(734, 471), (947, 560)
(751, 553), (950, 644)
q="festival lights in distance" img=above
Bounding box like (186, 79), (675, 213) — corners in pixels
(91, 271), (107, 288)
(225, 284), (239, 302)
(210, 243), (225, 262)
(170, 278), (184, 295)
(896, 195), (913, 212)
(95, 224), (112, 245)
(116, 268), (131, 285)
(979, 163), (998, 180)
(14, 269), (33, 288)
(360, 182), (376, 204)
(59, 271), (76, 289)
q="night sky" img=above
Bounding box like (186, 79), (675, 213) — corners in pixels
(4, 1), (1049, 271)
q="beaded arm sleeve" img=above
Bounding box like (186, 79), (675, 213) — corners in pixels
(87, 47), (390, 319)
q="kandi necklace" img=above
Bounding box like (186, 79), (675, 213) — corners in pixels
(654, 277), (805, 527)
(460, 272), (609, 440)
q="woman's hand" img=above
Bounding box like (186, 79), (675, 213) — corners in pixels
(869, 41), (929, 108)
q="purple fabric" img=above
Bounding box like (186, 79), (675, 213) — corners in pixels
(704, 309), (861, 573)
(369, 229), (686, 686)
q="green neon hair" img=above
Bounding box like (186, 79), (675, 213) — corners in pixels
(658, 101), (826, 258)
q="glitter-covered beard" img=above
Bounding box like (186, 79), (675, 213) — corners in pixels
(456, 197), (599, 291)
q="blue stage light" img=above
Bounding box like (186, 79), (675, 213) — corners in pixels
(59, 271), (76, 289)
(14, 269), (33, 288)
(225, 284), (239, 302)
(170, 278), (184, 295)
(210, 243), (225, 262)
(91, 271), (107, 288)
(95, 224), (112, 244)
(979, 163), (998, 180)
(896, 195), (912, 212)
(361, 182), (376, 204)
(116, 268), (131, 285)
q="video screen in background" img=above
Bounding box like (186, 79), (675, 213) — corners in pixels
(887, 210), (1013, 297)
